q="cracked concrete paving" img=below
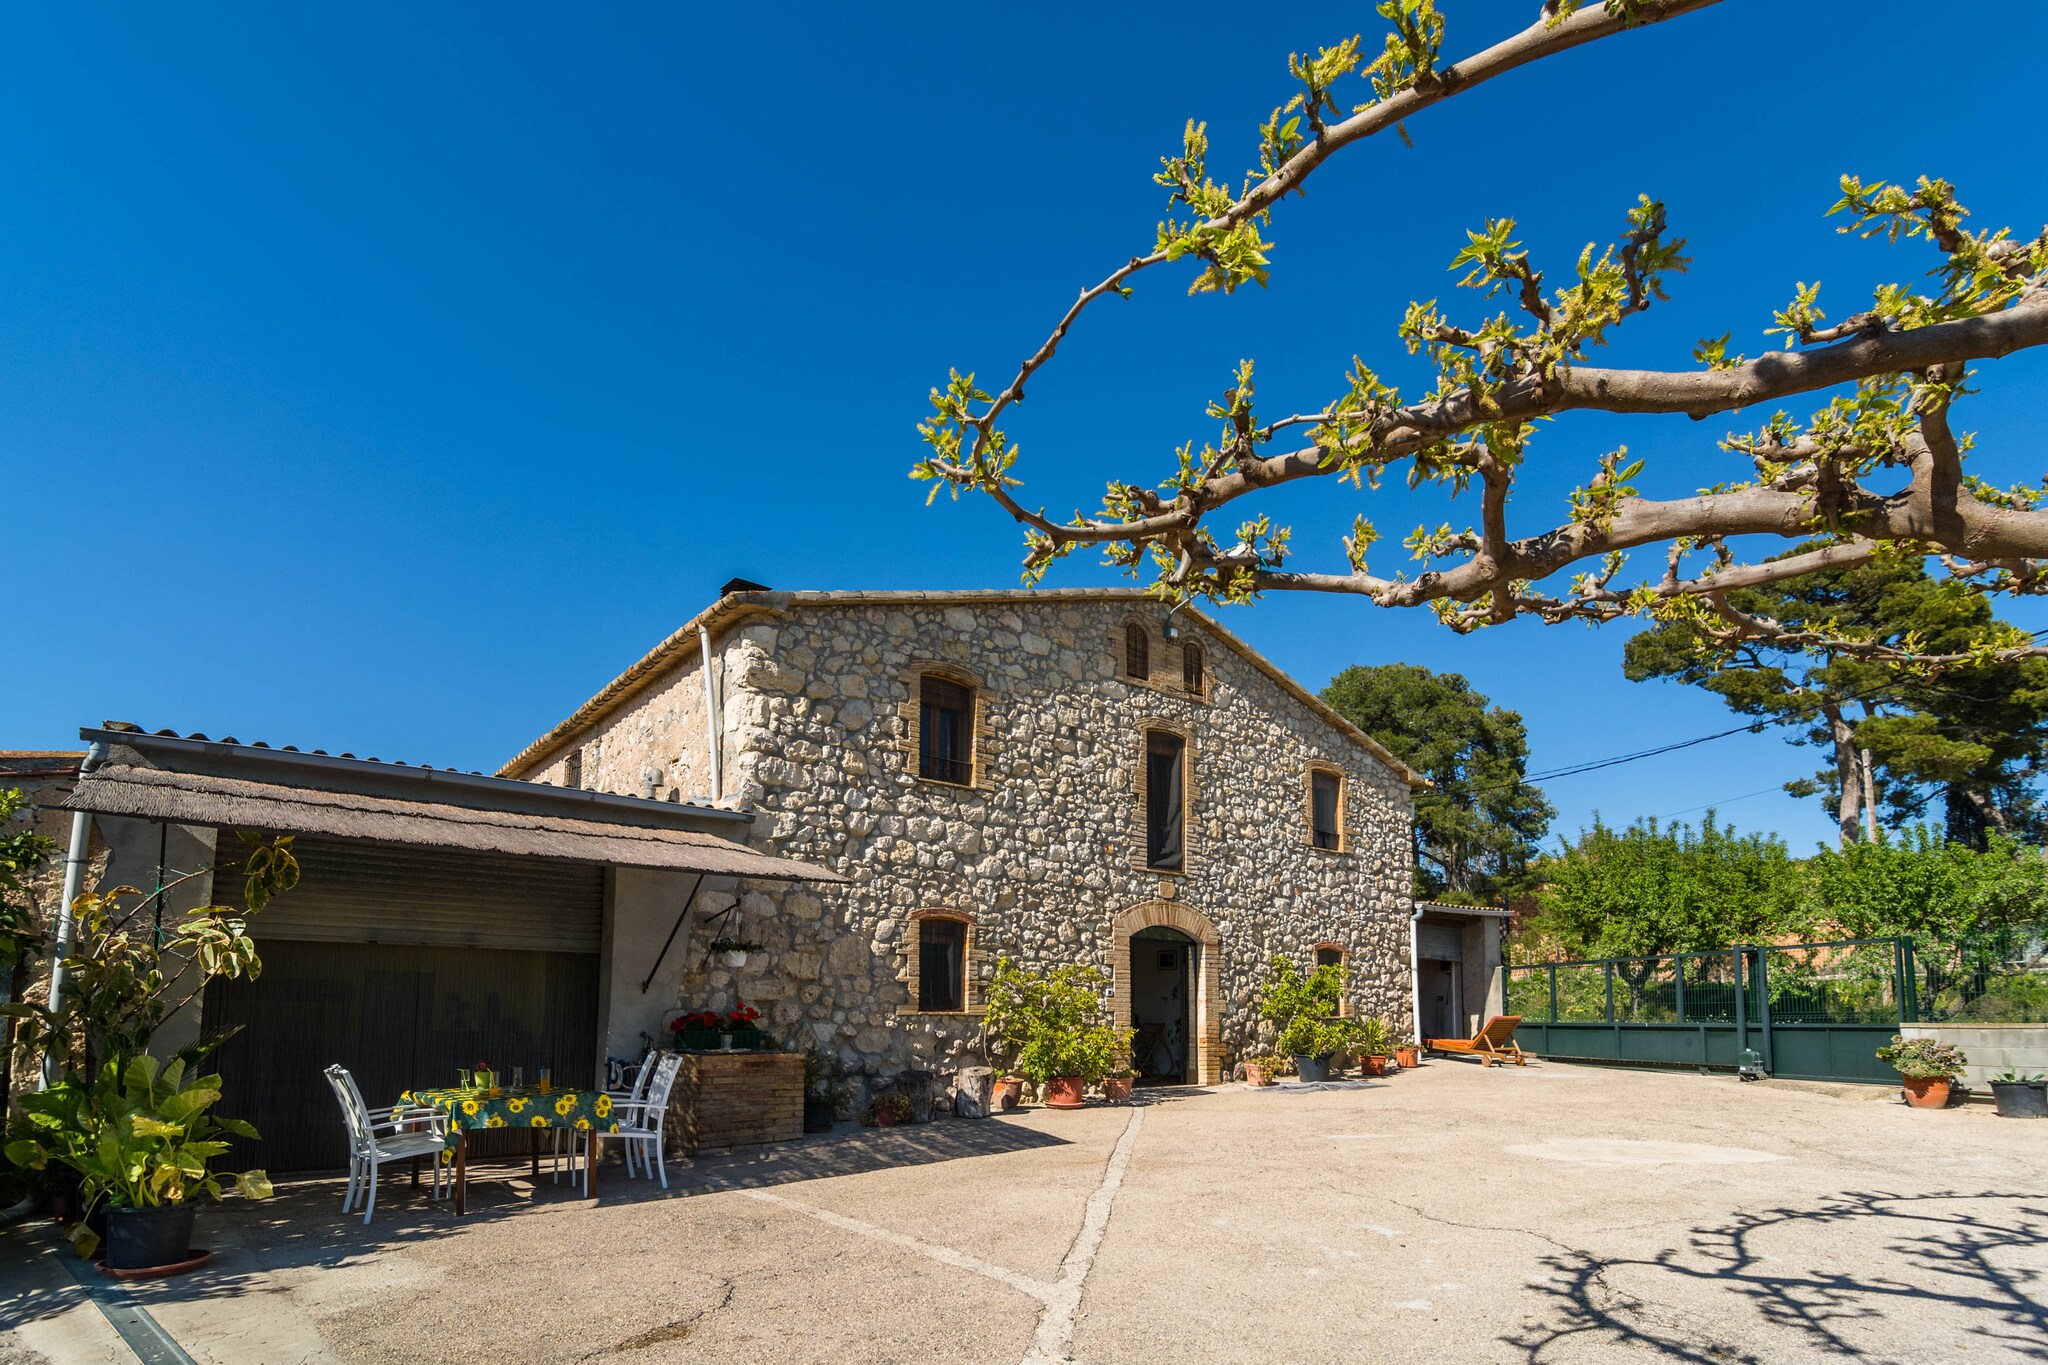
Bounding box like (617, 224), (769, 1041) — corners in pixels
(5, 1063), (2045, 1363)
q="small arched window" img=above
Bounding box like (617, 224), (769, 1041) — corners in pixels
(917, 914), (970, 1012)
(1315, 945), (1345, 970)
(1182, 641), (1204, 694)
(1125, 623), (1150, 680)
(919, 675), (974, 785)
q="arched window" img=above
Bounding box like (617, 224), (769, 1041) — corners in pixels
(912, 911), (972, 1012)
(1309, 767), (1344, 851)
(1125, 623), (1150, 680)
(1144, 730), (1186, 870)
(1182, 641), (1204, 694)
(1315, 945), (1345, 970)
(919, 675), (974, 785)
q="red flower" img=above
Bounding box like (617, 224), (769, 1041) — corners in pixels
(670, 1010), (722, 1033)
(728, 1003), (761, 1026)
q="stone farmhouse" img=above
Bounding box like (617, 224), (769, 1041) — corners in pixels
(502, 586), (1427, 1088)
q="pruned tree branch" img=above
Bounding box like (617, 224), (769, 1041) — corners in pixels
(913, 0), (2048, 664)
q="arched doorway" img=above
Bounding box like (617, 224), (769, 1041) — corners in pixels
(1128, 927), (1195, 1083)
(1110, 902), (1222, 1086)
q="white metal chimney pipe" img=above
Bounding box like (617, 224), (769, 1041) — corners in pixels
(42, 739), (106, 1087)
(699, 622), (723, 803)
(1409, 900), (1426, 1047)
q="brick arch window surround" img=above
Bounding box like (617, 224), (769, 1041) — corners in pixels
(1134, 721), (1194, 873)
(896, 661), (997, 790)
(901, 910), (977, 1014)
(1305, 762), (1346, 853)
(919, 675), (974, 784)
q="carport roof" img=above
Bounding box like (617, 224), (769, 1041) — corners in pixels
(60, 762), (846, 883)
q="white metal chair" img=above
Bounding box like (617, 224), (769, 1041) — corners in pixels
(324, 1065), (450, 1224)
(607, 1055), (661, 1180)
(549, 1058), (651, 1185)
(612, 1052), (684, 1190)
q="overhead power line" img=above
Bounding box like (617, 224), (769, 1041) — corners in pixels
(1522, 721), (1769, 784)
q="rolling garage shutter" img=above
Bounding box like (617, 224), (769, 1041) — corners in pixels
(1417, 920), (1464, 961)
(202, 836), (604, 1171)
(212, 836), (604, 954)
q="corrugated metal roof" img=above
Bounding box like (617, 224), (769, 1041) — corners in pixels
(1415, 900), (1513, 918)
(60, 763), (844, 883)
(86, 723), (746, 825)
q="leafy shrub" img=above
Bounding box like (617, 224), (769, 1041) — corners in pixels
(1259, 957), (1362, 1060)
(1875, 1035), (1968, 1079)
(981, 960), (1132, 1084)
(6, 1055), (272, 1257)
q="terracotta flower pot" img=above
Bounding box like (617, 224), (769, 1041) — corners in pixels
(995, 1077), (1025, 1111)
(1394, 1046), (1420, 1069)
(1901, 1075), (1953, 1109)
(872, 1107), (900, 1127)
(1044, 1077), (1086, 1109)
(1101, 1076), (1134, 1102)
(1244, 1063), (1274, 1088)
(1361, 1055), (1388, 1078)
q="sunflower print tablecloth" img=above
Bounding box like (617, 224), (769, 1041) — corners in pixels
(400, 1086), (621, 1161)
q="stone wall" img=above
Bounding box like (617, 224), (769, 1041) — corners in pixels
(524, 650), (716, 803)
(512, 594), (1416, 1087)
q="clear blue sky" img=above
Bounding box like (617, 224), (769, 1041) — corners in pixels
(5, 3), (2042, 854)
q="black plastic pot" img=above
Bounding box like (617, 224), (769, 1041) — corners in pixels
(803, 1098), (836, 1133)
(1990, 1081), (2048, 1119)
(105, 1203), (196, 1271)
(1294, 1054), (1331, 1084)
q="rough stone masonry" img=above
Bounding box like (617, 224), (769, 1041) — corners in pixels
(507, 589), (1420, 1090)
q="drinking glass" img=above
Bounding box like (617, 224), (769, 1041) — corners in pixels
(538, 1065), (552, 1094)
(511, 1066), (525, 1090)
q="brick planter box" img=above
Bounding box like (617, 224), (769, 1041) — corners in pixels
(664, 1050), (803, 1157)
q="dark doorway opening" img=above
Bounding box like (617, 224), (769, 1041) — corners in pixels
(1130, 926), (1195, 1084)
(1421, 957), (1461, 1040)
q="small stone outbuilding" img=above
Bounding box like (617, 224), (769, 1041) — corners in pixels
(504, 587), (1424, 1088)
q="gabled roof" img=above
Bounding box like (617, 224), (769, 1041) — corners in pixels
(500, 588), (1426, 789)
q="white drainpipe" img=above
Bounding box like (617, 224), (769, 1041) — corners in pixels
(1409, 901), (1426, 1044)
(698, 622), (723, 803)
(42, 740), (106, 1088)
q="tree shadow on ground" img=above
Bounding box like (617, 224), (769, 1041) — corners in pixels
(0, 1111), (1077, 1324)
(1504, 1189), (2048, 1363)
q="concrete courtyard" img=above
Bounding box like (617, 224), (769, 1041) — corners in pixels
(4, 1060), (2044, 1364)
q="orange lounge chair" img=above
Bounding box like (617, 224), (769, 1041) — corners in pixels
(1425, 1015), (1530, 1067)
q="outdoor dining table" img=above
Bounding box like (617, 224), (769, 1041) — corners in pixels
(399, 1083), (623, 1215)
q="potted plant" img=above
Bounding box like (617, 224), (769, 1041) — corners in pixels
(1876, 1035), (1968, 1108)
(1988, 1070), (2048, 1119)
(1358, 1016), (1394, 1078)
(1243, 1054), (1288, 1088)
(723, 1002), (764, 1050)
(1100, 1066), (1137, 1103)
(709, 936), (762, 969)
(1393, 1037), (1422, 1069)
(7, 1055), (273, 1269)
(864, 1091), (913, 1128)
(982, 960), (1131, 1110)
(669, 1010), (723, 1051)
(1260, 957), (1362, 1084)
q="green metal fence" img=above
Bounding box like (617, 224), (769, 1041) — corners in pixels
(1506, 938), (1910, 1084)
